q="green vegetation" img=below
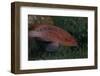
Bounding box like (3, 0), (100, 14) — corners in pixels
(28, 16), (88, 60)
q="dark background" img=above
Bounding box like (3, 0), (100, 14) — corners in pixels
(28, 15), (88, 60)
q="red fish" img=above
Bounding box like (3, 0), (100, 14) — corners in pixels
(29, 24), (78, 51)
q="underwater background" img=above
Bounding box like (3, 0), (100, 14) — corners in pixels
(28, 15), (88, 60)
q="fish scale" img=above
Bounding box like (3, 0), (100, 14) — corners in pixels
(29, 24), (78, 46)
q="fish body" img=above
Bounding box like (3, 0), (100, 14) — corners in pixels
(29, 24), (77, 51)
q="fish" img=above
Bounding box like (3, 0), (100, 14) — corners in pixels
(29, 24), (78, 52)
